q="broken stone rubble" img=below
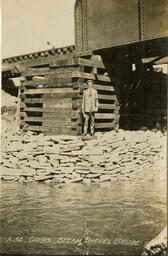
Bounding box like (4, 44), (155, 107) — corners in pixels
(0, 129), (166, 184)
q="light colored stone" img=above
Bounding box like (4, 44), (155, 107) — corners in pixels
(1, 167), (21, 176)
(60, 152), (72, 156)
(60, 163), (74, 168)
(61, 167), (74, 174)
(50, 159), (59, 167)
(82, 149), (103, 155)
(76, 170), (90, 175)
(3, 161), (16, 169)
(64, 174), (75, 179)
(71, 150), (82, 156)
(50, 135), (77, 141)
(34, 175), (54, 181)
(100, 175), (111, 182)
(90, 167), (105, 174)
(45, 146), (60, 154)
(76, 161), (90, 167)
(1, 175), (20, 181)
(69, 140), (85, 148)
(21, 168), (35, 176)
(86, 173), (101, 178)
(44, 179), (53, 183)
(69, 178), (83, 183)
(89, 155), (105, 165)
(33, 151), (45, 156)
(27, 160), (40, 169)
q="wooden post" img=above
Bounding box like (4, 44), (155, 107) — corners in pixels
(16, 76), (25, 126)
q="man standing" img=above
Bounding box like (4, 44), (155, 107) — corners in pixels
(82, 79), (99, 135)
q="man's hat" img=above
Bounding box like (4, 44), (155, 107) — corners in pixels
(86, 79), (94, 84)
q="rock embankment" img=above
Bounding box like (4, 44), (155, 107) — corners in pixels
(141, 226), (167, 256)
(1, 90), (19, 134)
(1, 130), (166, 185)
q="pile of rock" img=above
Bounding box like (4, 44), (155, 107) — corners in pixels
(1, 130), (166, 185)
(141, 226), (167, 256)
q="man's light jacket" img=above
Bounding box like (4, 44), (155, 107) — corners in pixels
(82, 88), (99, 113)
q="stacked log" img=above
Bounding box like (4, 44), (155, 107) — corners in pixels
(19, 54), (119, 135)
(1, 130), (166, 184)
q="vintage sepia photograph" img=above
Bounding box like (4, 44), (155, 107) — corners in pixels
(0, 0), (167, 255)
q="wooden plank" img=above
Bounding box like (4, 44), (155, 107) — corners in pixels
(23, 52), (74, 67)
(21, 88), (78, 94)
(45, 73), (73, 79)
(22, 117), (43, 122)
(2, 50), (74, 73)
(52, 67), (80, 74)
(50, 60), (75, 68)
(43, 106), (71, 112)
(23, 78), (72, 86)
(23, 68), (54, 76)
(41, 71), (111, 82)
(141, 56), (159, 64)
(44, 131), (77, 136)
(49, 55), (74, 67)
(99, 104), (116, 110)
(43, 116), (71, 122)
(50, 57), (105, 69)
(85, 73), (111, 82)
(22, 71), (112, 83)
(43, 103), (72, 109)
(82, 83), (115, 91)
(22, 88), (75, 94)
(44, 97), (72, 102)
(27, 67), (50, 72)
(96, 74), (112, 82)
(44, 110), (71, 116)
(71, 72), (111, 82)
(27, 125), (43, 131)
(43, 127), (72, 134)
(72, 102), (81, 109)
(98, 94), (116, 100)
(22, 107), (43, 112)
(95, 123), (115, 129)
(44, 97), (72, 105)
(77, 58), (105, 69)
(72, 97), (82, 104)
(21, 110), (71, 118)
(95, 113), (115, 119)
(154, 56), (168, 65)
(43, 121), (71, 127)
(22, 98), (44, 103)
(71, 111), (79, 119)
(71, 122), (78, 129)
(43, 111), (71, 117)
(2, 63), (16, 72)
(45, 131), (77, 136)
(42, 92), (79, 98)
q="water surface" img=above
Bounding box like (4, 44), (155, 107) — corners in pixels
(0, 167), (166, 255)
